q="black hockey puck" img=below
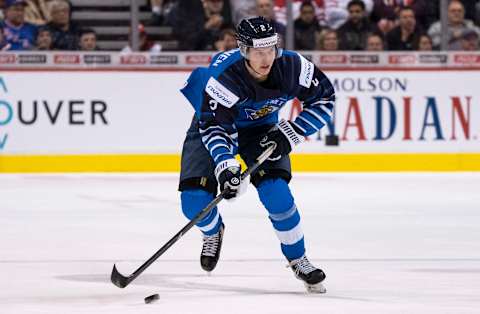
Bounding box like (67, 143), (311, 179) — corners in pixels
(144, 293), (159, 304)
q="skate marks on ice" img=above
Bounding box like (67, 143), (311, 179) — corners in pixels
(57, 272), (372, 302)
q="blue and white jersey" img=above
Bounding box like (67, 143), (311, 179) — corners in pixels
(181, 49), (335, 166)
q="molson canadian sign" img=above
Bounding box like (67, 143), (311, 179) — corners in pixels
(283, 71), (479, 153)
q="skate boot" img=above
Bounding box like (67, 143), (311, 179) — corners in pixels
(200, 223), (225, 272)
(288, 255), (326, 293)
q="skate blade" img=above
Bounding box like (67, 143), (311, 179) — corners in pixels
(304, 282), (326, 294)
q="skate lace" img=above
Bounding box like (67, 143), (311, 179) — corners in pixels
(290, 256), (316, 275)
(202, 232), (220, 257)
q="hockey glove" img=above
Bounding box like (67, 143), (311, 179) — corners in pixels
(260, 119), (305, 161)
(215, 159), (242, 200)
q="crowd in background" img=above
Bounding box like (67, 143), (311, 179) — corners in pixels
(165, 0), (480, 51)
(0, 0), (97, 51)
(1, 0), (480, 52)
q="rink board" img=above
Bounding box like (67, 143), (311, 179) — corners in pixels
(1, 68), (479, 172)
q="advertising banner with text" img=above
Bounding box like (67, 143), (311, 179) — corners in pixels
(0, 70), (478, 155)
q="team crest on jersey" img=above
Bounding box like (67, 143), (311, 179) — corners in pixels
(245, 97), (287, 120)
(245, 106), (275, 120)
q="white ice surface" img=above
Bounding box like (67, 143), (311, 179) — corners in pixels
(1, 173), (480, 314)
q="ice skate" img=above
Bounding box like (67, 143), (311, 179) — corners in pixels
(288, 255), (326, 293)
(200, 223), (225, 272)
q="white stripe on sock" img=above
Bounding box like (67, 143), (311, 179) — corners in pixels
(198, 210), (220, 233)
(274, 223), (304, 245)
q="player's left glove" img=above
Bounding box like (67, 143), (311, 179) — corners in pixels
(260, 119), (305, 161)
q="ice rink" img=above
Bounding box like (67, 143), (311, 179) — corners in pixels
(2, 172), (480, 314)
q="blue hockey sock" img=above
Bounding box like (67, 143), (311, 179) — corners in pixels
(257, 178), (305, 260)
(181, 189), (222, 236)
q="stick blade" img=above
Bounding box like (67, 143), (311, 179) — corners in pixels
(111, 264), (130, 288)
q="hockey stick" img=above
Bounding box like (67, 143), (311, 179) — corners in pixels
(111, 144), (275, 288)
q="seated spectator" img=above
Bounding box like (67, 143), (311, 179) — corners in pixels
(45, 0), (79, 50)
(294, 0), (322, 50)
(460, 28), (479, 51)
(214, 28), (237, 51)
(79, 28), (98, 51)
(1, 0), (37, 50)
(275, 0), (327, 27)
(366, 32), (384, 50)
(417, 34), (432, 51)
(324, 0), (373, 30)
(428, 1), (480, 50)
(256, 0), (286, 40)
(338, 0), (377, 50)
(371, 0), (427, 29)
(35, 26), (51, 49)
(316, 28), (339, 50)
(386, 6), (424, 50)
(24, 0), (50, 25)
(172, 0), (233, 51)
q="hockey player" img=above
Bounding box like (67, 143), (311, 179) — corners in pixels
(179, 16), (335, 293)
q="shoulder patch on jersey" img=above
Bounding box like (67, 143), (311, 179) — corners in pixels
(205, 77), (240, 108)
(212, 49), (238, 67)
(297, 53), (314, 89)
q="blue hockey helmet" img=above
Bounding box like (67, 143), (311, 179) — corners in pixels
(236, 16), (282, 58)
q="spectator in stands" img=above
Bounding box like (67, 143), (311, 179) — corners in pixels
(45, 0), (79, 50)
(79, 28), (97, 51)
(1, 0), (37, 50)
(172, 0), (233, 50)
(294, 0), (322, 50)
(428, 1), (480, 50)
(371, 0), (427, 30)
(386, 6), (423, 50)
(337, 0), (377, 50)
(417, 34), (432, 50)
(35, 26), (52, 49)
(316, 28), (339, 50)
(460, 28), (479, 51)
(323, 0), (373, 30)
(366, 32), (384, 50)
(256, 0), (286, 39)
(275, 0), (327, 27)
(425, 1), (480, 28)
(24, 0), (50, 25)
(214, 28), (237, 51)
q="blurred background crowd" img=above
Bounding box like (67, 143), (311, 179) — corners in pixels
(0, 0), (479, 52)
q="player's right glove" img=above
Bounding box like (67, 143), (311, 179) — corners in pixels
(215, 158), (242, 199)
(260, 119), (305, 161)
